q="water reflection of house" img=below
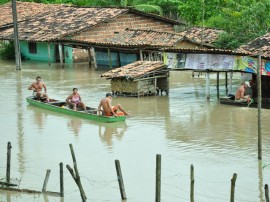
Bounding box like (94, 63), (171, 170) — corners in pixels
(101, 61), (169, 97)
(0, 1), (182, 66)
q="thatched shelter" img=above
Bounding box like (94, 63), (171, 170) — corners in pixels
(101, 61), (169, 97)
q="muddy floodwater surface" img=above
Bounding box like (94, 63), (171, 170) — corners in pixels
(0, 61), (270, 202)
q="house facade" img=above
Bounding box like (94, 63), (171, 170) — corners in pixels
(0, 2), (182, 66)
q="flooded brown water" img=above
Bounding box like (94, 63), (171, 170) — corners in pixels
(0, 60), (270, 202)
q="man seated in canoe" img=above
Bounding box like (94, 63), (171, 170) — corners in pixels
(28, 76), (50, 102)
(66, 88), (87, 111)
(235, 81), (252, 103)
(98, 93), (128, 116)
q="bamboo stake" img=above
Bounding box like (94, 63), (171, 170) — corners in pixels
(115, 160), (127, 199)
(265, 184), (269, 202)
(155, 154), (161, 202)
(257, 54), (262, 160)
(190, 164), (194, 202)
(42, 169), (51, 192)
(6, 142), (12, 185)
(66, 144), (86, 201)
(230, 173), (237, 202)
(60, 162), (64, 197)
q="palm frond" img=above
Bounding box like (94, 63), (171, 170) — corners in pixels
(134, 4), (163, 15)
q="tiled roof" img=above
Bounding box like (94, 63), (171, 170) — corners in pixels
(0, 1), (62, 28)
(0, 1), (182, 41)
(104, 27), (222, 48)
(237, 32), (270, 58)
(0, 3), (129, 41)
(105, 28), (182, 46)
(100, 61), (167, 79)
(178, 27), (224, 46)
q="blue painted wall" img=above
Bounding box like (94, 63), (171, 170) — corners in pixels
(96, 50), (138, 69)
(20, 41), (73, 63)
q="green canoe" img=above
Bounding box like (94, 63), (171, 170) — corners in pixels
(26, 96), (126, 123)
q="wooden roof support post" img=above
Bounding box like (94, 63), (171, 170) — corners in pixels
(91, 47), (97, 69)
(229, 71), (233, 94)
(108, 48), (112, 69)
(87, 48), (91, 68)
(257, 54), (262, 160)
(225, 72), (228, 95)
(12, 0), (22, 70)
(58, 43), (64, 68)
(206, 71), (210, 100)
(47, 43), (51, 66)
(139, 49), (143, 61)
(217, 72), (220, 99)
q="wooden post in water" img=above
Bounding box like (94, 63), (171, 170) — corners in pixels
(265, 184), (269, 202)
(115, 160), (127, 199)
(257, 54), (262, 160)
(42, 169), (51, 192)
(217, 72), (220, 98)
(58, 43), (64, 68)
(47, 43), (51, 66)
(139, 49), (143, 61)
(190, 164), (194, 202)
(108, 48), (112, 69)
(66, 144), (86, 201)
(60, 162), (64, 197)
(206, 71), (210, 100)
(230, 173), (237, 202)
(6, 142), (12, 184)
(229, 71), (233, 94)
(225, 72), (228, 94)
(91, 47), (97, 69)
(12, 0), (22, 70)
(155, 154), (161, 202)
(87, 48), (91, 67)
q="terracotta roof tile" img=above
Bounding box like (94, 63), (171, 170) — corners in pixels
(0, 1), (182, 41)
(105, 28), (182, 47)
(0, 4), (129, 41)
(103, 28), (222, 48)
(101, 61), (167, 79)
(237, 32), (270, 58)
(0, 1), (62, 28)
(178, 27), (224, 46)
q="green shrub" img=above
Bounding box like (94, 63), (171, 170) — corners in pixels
(0, 41), (15, 60)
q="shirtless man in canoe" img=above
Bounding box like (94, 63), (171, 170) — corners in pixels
(235, 81), (252, 103)
(28, 76), (50, 102)
(98, 93), (128, 116)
